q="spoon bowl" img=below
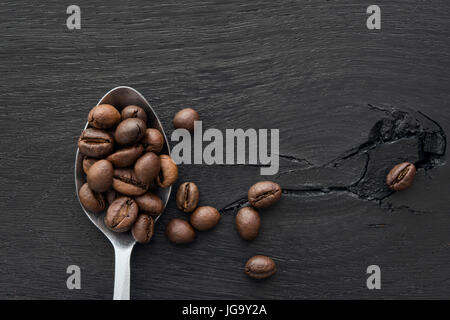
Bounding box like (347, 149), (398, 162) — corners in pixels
(74, 86), (171, 299)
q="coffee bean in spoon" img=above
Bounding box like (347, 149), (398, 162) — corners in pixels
(114, 118), (146, 146)
(248, 181), (282, 208)
(121, 105), (147, 123)
(166, 218), (195, 244)
(141, 128), (164, 153)
(190, 206), (221, 231)
(82, 156), (98, 174)
(106, 188), (124, 205)
(107, 144), (143, 168)
(88, 104), (121, 129)
(86, 159), (113, 192)
(78, 128), (114, 158)
(245, 255), (277, 279)
(134, 152), (160, 183)
(112, 168), (148, 196)
(78, 183), (106, 213)
(132, 214), (155, 244)
(386, 162), (416, 191)
(157, 154), (178, 188)
(236, 207), (261, 241)
(173, 108), (199, 131)
(176, 182), (199, 213)
(134, 192), (164, 217)
(105, 197), (139, 232)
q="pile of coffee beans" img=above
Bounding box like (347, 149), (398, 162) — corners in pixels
(78, 104), (178, 244)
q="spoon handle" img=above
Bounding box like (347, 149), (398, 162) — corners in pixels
(113, 245), (134, 300)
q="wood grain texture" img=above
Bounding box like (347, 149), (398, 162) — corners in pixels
(0, 0), (449, 299)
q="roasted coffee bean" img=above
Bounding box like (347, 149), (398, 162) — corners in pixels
(115, 118), (146, 146)
(386, 162), (417, 191)
(134, 192), (164, 216)
(82, 156), (98, 174)
(236, 207), (261, 241)
(166, 218), (195, 244)
(248, 181), (282, 208)
(132, 214), (155, 243)
(78, 128), (114, 158)
(112, 168), (148, 196)
(107, 144), (143, 167)
(121, 105), (147, 123)
(157, 155), (178, 188)
(105, 197), (139, 232)
(88, 104), (121, 129)
(134, 152), (160, 183)
(106, 188), (123, 204)
(176, 182), (199, 213)
(190, 206), (221, 231)
(141, 128), (164, 153)
(173, 108), (199, 131)
(245, 255), (276, 279)
(86, 159), (113, 192)
(78, 183), (106, 213)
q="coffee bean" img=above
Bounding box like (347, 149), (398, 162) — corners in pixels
(245, 255), (276, 279)
(78, 128), (114, 158)
(134, 192), (164, 216)
(173, 108), (199, 132)
(386, 162), (417, 191)
(141, 128), (164, 153)
(86, 159), (113, 192)
(190, 206), (221, 231)
(121, 105), (147, 123)
(132, 214), (155, 243)
(88, 104), (121, 129)
(236, 207), (260, 241)
(107, 144), (143, 167)
(82, 156), (98, 174)
(112, 168), (148, 196)
(248, 181), (282, 208)
(115, 118), (146, 146)
(166, 218), (195, 244)
(157, 155), (178, 188)
(78, 183), (106, 213)
(106, 188), (123, 205)
(176, 182), (199, 213)
(134, 152), (160, 183)
(105, 197), (139, 232)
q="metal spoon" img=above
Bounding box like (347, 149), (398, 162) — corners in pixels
(74, 86), (172, 300)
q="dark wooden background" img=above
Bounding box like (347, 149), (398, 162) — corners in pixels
(1, 0), (449, 299)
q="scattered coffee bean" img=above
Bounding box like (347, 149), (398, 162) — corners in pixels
(134, 152), (161, 183)
(190, 206), (221, 231)
(386, 162), (417, 191)
(134, 192), (164, 216)
(78, 183), (106, 213)
(112, 168), (148, 196)
(157, 155), (178, 188)
(107, 144), (143, 168)
(114, 118), (146, 145)
(166, 218), (195, 244)
(121, 105), (147, 123)
(88, 104), (121, 129)
(82, 156), (98, 174)
(132, 214), (155, 243)
(86, 159), (113, 192)
(78, 128), (114, 158)
(236, 207), (261, 241)
(248, 181), (282, 208)
(141, 128), (164, 153)
(245, 255), (276, 279)
(173, 108), (199, 132)
(105, 197), (139, 232)
(176, 182), (199, 213)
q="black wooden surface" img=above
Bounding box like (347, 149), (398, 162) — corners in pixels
(1, 0), (450, 299)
